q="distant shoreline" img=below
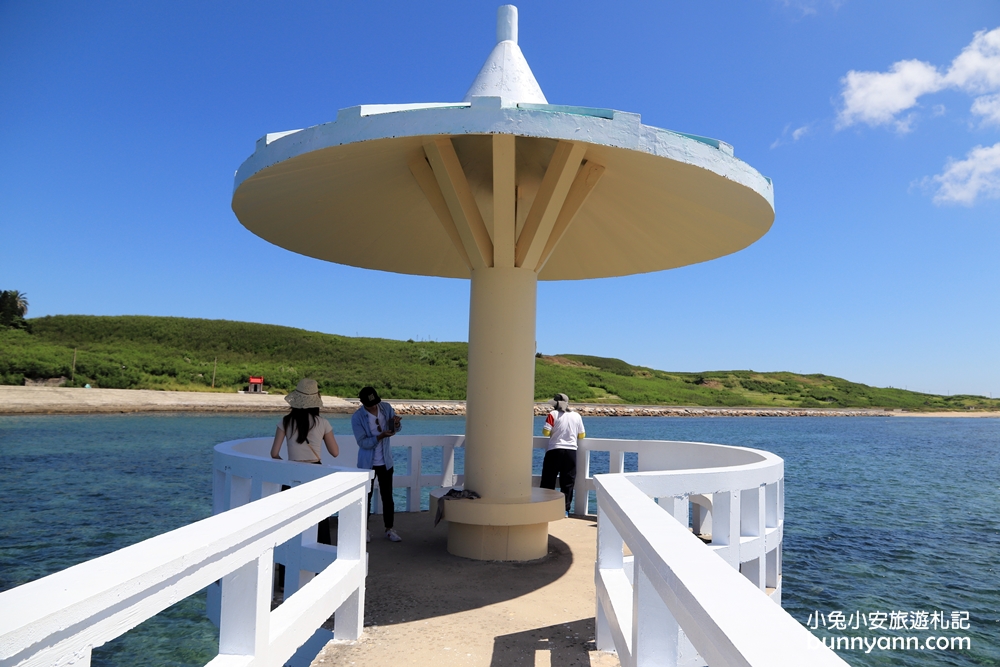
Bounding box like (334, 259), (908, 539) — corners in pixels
(2, 386), (998, 418)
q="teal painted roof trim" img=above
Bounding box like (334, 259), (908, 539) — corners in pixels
(516, 103), (616, 120)
(673, 132), (720, 148)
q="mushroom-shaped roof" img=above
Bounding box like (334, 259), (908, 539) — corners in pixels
(232, 6), (774, 281)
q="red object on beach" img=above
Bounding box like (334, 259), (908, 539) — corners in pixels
(249, 376), (264, 384)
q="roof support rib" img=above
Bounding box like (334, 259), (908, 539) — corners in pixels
(408, 153), (473, 271)
(423, 137), (494, 270)
(534, 160), (605, 273)
(492, 134), (516, 269)
(514, 140), (587, 271)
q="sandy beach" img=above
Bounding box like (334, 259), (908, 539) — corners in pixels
(0, 385), (353, 414)
(2, 386), (997, 417)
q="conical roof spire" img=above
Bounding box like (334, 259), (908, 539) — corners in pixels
(463, 5), (547, 105)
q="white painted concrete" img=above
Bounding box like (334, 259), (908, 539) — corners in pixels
(595, 468), (847, 666)
(4, 433), (845, 666)
(463, 6), (546, 105)
(0, 470), (371, 667)
(232, 102), (774, 281)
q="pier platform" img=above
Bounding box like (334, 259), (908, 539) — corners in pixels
(314, 512), (619, 667)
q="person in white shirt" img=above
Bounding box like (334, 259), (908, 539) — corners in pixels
(540, 393), (585, 515)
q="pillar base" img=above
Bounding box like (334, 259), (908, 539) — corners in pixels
(431, 487), (566, 561)
(448, 522), (550, 560)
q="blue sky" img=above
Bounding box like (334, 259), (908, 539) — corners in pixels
(2, 1), (998, 398)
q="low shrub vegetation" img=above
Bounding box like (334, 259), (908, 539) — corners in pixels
(2, 315), (996, 411)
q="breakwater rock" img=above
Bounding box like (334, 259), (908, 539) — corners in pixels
(387, 401), (888, 418)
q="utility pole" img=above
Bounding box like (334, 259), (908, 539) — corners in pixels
(212, 357), (217, 388)
(71, 348), (77, 381)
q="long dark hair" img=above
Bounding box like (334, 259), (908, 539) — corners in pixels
(282, 407), (319, 444)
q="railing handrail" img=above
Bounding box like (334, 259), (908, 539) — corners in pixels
(0, 470), (372, 667)
(595, 473), (845, 666)
(213, 434), (780, 517)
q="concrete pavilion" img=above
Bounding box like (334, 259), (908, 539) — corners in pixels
(231, 5), (775, 561)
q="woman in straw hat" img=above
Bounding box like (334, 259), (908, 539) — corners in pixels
(270, 378), (340, 463)
(271, 378), (340, 547)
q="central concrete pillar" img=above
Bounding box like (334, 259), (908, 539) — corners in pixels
(445, 265), (564, 560)
(465, 266), (537, 501)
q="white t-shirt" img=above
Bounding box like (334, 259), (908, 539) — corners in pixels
(367, 409), (386, 466)
(543, 410), (586, 451)
(279, 415), (333, 462)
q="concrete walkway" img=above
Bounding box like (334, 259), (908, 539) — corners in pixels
(315, 512), (619, 667)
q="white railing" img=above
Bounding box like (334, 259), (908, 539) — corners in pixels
(213, 435), (465, 518)
(3, 431), (841, 667)
(0, 470), (371, 667)
(217, 434), (773, 523)
(592, 441), (848, 666)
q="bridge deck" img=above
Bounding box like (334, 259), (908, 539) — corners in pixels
(314, 512), (619, 667)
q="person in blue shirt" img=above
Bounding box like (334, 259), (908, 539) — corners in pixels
(351, 386), (402, 543)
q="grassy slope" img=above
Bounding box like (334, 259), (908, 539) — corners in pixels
(2, 315), (996, 411)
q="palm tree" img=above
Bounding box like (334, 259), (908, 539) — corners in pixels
(0, 290), (29, 328)
(9, 290), (27, 317)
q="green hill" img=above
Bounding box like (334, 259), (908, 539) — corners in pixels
(1, 315), (995, 411)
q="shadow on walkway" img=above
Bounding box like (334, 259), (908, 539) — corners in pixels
(316, 514), (618, 666)
(337, 511), (574, 627)
(490, 617), (597, 667)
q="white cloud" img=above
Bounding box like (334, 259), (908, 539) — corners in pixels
(971, 93), (1000, 126)
(929, 142), (1000, 205)
(837, 27), (1000, 131)
(770, 123), (811, 148)
(837, 60), (943, 130)
(944, 28), (1000, 93)
(777, 0), (844, 17)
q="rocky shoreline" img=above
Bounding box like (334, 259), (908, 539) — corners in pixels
(2, 386), (995, 417)
(390, 402), (890, 418)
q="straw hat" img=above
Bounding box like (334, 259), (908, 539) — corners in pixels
(284, 378), (324, 409)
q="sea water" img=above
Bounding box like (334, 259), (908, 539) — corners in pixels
(0, 414), (997, 666)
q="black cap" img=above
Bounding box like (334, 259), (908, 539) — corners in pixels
(359, 386), (381, 408)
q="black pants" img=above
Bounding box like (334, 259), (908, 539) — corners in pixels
(367, 465), (395, 530)
(540, 448), (576, 514)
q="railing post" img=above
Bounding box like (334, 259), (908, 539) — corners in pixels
(690, 494), (711, 537)
(283, 523), (319, 598)
(577, 447), (592, 515)
(212, 469), (228, 514)
(610, 450), (625, 474)
(765, 480), (782, 596)
(441, 443), (457, 487)
(219, 548), (274, 660)
(711, 489), (740, 569)
(596, 502), (624, 653)
(632, 558), (678, 667)
(334, 492), (367, 640)
(658, 494), (689, 527)
(409, 445), (420, 511)
(739, 485), (766, 589)
(230, 475), (252, 509)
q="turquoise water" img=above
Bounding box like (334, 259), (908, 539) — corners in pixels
(0, 414), (997, 666)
